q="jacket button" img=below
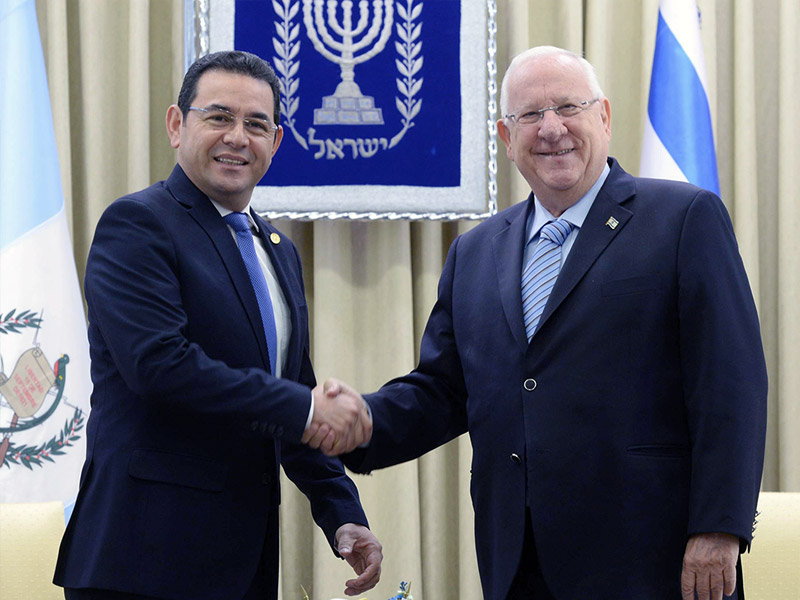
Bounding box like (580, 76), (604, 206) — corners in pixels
(523, 378), (537, 391)
(262, 473), (272, 485)
(510, 453), (522, 464)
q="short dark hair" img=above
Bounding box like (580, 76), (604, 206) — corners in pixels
(177, 51), (282, 124)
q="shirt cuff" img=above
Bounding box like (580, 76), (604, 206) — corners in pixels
(305, 390), (314, 430)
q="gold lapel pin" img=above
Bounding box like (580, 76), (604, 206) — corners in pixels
(605, 216), (619, 230)
(270, 232), (281, 244)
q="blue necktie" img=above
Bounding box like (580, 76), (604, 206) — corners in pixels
(224, 212), (278, 374)
(521, 219), (575, 341)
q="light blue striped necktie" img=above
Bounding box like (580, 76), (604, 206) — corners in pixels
(521, 219), (575, 341)
(224, 212), (278, 374)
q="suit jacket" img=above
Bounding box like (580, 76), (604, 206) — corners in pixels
(342, 159), (767, 600)
(55, 165), (367, 600)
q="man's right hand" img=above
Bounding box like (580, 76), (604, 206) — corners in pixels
(302, 378), (372, 455)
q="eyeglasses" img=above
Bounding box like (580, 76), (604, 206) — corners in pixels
(505, 98), (600, 126)
(188, 106), (279, 139)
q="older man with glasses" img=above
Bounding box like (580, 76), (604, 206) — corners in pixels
(331, 45), (767, 600)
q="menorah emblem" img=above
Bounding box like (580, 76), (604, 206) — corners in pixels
(302, 0), (394, 125)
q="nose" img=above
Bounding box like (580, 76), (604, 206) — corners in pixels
(537, 110), (567, 140)
(222, 118), (248, 147)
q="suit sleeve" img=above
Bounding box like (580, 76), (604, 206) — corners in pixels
(282, 439), (370, 553)
(677, 191), (768, 548)
(84, 197), (311, 442)
(343, 236), (470, 473)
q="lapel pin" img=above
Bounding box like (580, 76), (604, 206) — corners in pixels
(605, 216), (619, 230)
(270, 232), (281, 245)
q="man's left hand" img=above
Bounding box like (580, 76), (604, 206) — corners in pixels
(335, 523), (383, 596)
(681, 532), (739, 600)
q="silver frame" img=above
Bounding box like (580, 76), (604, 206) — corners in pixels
(183, 0), (497, 221)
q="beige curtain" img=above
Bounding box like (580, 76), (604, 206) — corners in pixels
(36, 1), (799, 598)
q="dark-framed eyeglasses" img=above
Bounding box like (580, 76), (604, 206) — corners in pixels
(188, 106), (279, 140)
(505, 98), (600, 126)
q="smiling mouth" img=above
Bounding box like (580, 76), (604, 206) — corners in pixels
(215, 157), (247, 166)
(539, 148), (574, 157)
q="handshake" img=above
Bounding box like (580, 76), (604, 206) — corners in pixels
(302, 379), (372, 456)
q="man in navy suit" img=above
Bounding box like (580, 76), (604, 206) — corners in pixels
(322, 46), (767, 600)
(55, 51), (379, 600)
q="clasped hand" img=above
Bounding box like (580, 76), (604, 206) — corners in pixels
(302, 378), (372, 455)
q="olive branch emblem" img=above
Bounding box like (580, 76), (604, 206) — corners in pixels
(273, 0), (307, 149)
(1, 407), (85, 470)
(0, 309), (42, 335)
(0, 308), (85, 471)
(390, 0), (423, 148)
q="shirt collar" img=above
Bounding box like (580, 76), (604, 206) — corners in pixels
(528, 162), (611, 243)
(208, 198), (260, 233)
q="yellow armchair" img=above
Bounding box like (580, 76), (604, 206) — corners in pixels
(0, 501), (65, 600)
(741, 492), (800, 599)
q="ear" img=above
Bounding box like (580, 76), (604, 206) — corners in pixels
(270, 125), (284, 157)
(166, 105), (184, 149)
(599, 97), (612, 139)
(497, 118), (514, 160)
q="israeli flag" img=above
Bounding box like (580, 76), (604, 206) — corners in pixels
(0, 0), (91, 519)
(640, 0), (719, 195)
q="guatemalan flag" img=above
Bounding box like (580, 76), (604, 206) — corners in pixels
(640, 0), (720, 195)
(0, 0), (91, 518)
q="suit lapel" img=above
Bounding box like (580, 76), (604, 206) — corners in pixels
(492, 199), (531, 354)
(166, 166), (272, 370)
(535, 161), (636, 333)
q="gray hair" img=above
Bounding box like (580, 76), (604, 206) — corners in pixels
(499, 46), (604, 117)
